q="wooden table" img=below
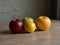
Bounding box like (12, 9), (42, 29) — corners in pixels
(0, 20), (60, 45)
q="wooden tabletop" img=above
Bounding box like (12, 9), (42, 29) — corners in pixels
(0, 20), (60, 45)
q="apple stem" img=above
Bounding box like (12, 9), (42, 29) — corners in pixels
(13, 17), (15, 19)
(13, 17), (16, 21)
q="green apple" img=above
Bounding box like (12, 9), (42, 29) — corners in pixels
(23, 17), (34, 23)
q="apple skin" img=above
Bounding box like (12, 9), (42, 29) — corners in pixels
(35, 16), (51, 30)
(23, 17), (34, 22)
(9, 19), (24, 33)
(23, 17), (36, 33)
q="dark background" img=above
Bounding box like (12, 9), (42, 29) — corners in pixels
(0, 0), (59, 24)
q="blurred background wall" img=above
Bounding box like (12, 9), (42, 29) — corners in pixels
(57, 0), (60, 20)
(0, 0), (56, 24)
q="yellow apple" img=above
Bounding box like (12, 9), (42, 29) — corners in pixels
(23, 17), (36, 33)
(35, 16), (51, 30)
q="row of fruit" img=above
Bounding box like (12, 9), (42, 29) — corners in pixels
(9, 16), (51, 33)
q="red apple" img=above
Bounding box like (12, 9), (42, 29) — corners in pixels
(9, 17), (24, 33)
